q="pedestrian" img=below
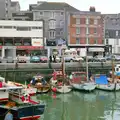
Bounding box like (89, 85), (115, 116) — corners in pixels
(4, 110), (13, 120)
(53, 55), (56, 63)
(49, 56), (52, 63)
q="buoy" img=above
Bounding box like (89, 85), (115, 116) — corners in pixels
(52, 87), (57, 93)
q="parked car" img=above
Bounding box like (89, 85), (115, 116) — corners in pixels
(40, 56), (48, 63)
(88, 56), (106, 62)
(30, 56), (40, 63)
(72, 56), (84, 62)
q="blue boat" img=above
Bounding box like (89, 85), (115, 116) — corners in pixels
(0, 102), (45, 120)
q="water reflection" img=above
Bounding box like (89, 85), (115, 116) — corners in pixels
(33, 91), (120, 120)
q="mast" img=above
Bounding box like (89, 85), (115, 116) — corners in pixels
(86, 47), (89, 81)
(111, 56), (114, 82)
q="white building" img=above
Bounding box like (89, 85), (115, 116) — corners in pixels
(105, 38), (120, 54)
(0, 20), (44, 60)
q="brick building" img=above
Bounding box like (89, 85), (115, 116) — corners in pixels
(67, 7), (105, 56)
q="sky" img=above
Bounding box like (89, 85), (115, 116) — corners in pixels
(12, 0), (120, 14)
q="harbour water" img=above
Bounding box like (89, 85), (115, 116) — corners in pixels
(33, 91), (120, 120)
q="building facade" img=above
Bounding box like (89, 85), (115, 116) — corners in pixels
(104, 14), (120, 54)
(0, 0), (20, 19)
(29, 1), (79, 46)
(12, 11), (33, 21)
(0, 20), (44, 59)
(68, 7), (105, 56)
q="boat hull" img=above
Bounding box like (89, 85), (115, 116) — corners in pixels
(56, 85), (72, 93)
(96, 83), (120, 91)
(72, 82), (96, 91)
(0, 90), (9, 102)
(0, 103), (45, 120)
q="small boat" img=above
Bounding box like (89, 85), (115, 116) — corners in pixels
(95, 74), (120, 91)
(30, 75), (50, 94)
(50, 71), (72, 94)
(0, 77), (23, 102)
(70, 72), (96, 92)
(7, 81), (37, 96)
(0, 101), (45, 120)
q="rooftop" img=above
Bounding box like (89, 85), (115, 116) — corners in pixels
(30, 2), (80, 12)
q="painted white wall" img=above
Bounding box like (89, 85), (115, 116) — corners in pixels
(0, 20), (43, 38)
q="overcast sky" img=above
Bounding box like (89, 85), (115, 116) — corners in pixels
(12, 0), (120, 14)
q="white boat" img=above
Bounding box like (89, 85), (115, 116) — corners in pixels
(7, 81), (37, 96)
(51, 70), (72, 94)
(72, 82), (96, 91)
(70, 72), (96, 91)
(56, 85), (72, 93)
(0, 77), (23, 102)
(96, 83), (120, 91)
(95, 74), (120, 91)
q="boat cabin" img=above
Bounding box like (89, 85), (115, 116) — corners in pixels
(71, 72), (87, 83)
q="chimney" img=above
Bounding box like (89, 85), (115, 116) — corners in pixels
(89, 6), (95, 12)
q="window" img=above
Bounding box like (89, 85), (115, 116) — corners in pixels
(40, 12), (43, 15)
(49, 20), (56, 29)
(76, 27), (80, 34)
(49, 31), (56, 39)
(94, 38), (97, 44)
(61, 12), (64, 15)
(76, 18), (80, 24)
(17, 27), (31, 31)
(86, 27), (89, 34)
(116, 31), (119, 36)
(94, 19), (98, 25)
(4, 26), (12, 29)
(86, 18), (89, 24)
(60, 20), (64, 27)
(106, 39), (109, 44)
(76, 38), (80, 44)
(94, 28), (97, 34)
(50, 12), (55, 18)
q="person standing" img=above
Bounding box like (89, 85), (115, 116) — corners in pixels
(4, 110), (13, 120)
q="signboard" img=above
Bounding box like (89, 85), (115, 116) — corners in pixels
(88, 48), (104, 52)
(31, 38), (43, 46)
(16, 46), (43, 49)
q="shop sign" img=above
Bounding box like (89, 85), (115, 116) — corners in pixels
(31, 38), (43, 46)
(16, 46), (43, 49)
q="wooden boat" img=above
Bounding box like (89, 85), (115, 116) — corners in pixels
(0, 99), (45, 120)
(30, 75), (50, 94)
(7, 81), (37, 96)
(70, 72), (96, 92)
(50, 61), (72, 94)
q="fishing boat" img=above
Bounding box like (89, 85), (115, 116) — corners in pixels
(7, 81), (37, 96)
(30, 75), (50, 94)
(51, 57), (72, 94)
(70, 72), (96, 91)
(0, 100), (45, 120)
(0, 77), (23, 102)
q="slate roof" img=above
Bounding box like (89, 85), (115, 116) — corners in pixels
(31, 2), (80, 12)
(104, 14), (120, 30)
(11, 1), (19, 7)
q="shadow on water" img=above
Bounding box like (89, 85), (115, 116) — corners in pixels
(32, 90), (120, 120)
